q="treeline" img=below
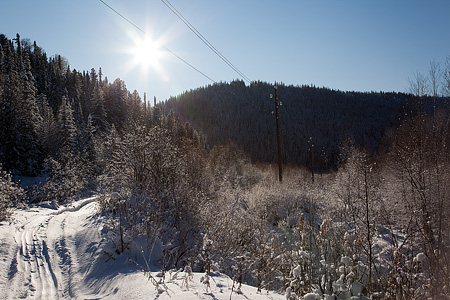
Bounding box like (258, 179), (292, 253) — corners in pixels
(164, 80), (446, 170)
(0, 33), (203, 177)
(0, 32), (207, 208)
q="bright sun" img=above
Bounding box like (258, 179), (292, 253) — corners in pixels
(128, 35), (165, 73)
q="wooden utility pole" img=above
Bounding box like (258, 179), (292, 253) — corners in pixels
(308, 137), (315, 183)
(274, 85), (283, 182)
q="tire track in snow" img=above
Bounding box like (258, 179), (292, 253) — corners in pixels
(47, 197), (98, 298)
(3, 216), (45, 299)
(13, 221), (59, 300)
(1, 198), (99, 299)
(0, 222), (28, 300)
(53, 216), (76, 298)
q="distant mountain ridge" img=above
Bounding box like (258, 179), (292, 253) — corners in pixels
(164, 80), (444, 170)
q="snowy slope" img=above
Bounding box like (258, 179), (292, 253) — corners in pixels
(0, 197), (285, 300)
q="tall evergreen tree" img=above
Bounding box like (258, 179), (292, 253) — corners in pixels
(104, 78), (127, 129)
(47, 55), (65, 111)
(66, 69), (84, 128)
(15, 54), (42, 174)
(153, 96), (162, 126)
(127, 89), (142, 125)
(0, 41), (5, 165)
(30, 41), (48, 95)
(0, 36), (43, 174)
(56, 93), (78, 158)
(90, 69), (109, 133)
(0, 38), (20, 170)
(36, 93), (56, 157)
(81, 114), (96, 162)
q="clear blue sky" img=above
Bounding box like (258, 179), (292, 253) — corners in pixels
(1, 0), (450, 101)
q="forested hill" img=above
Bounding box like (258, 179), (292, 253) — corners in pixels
(1, 32), (446, 175)
(164, 80), (440, 170)
(0, 33), (205, 177)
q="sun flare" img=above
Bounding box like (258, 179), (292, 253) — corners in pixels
(127, 35), (165, 73)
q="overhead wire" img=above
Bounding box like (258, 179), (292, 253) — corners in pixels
(160, 0), (251, 84)
(98, 0), (270, 114)
(98, 0), (216, 84)
(159, 0), (273, 114)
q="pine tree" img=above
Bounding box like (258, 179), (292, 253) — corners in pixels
(47, 55), (65, 111)
(104, 78), (127, 130)
(143, 92), (153, 127)
(90, 69), (109, 133)
(127, 89), (142, 125)
(56, 93), (78, 158)
(15, 54), (43, 174)
(98, 67), (103, 87)
(0, 37), (6, 165)
(152, 96), (163, 126)
(0, 37), (42, 174)
(0, 38), (21, 171)
(167, 109), (176, 138)
(67, 69), (84, 128)
(36, 93), (56, 157)
(81, 114), (96, 163)
(30, 41), (48, 95)
(99, 123), (123, 188)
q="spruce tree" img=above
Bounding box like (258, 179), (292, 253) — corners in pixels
(127, 89), (142, 125)
(0, 39), (6, 165)
(0, 38), (20, 171)
(104, 78), (127, 129)
(36, 93), (56, 157)
(30, 41), (48, 95)
(90, 69), (109, 133)
(81, 114), (96, 164)
(16, 54), (42, 174)
(152, 96), (162, 126)
(56, 93), (78, 158)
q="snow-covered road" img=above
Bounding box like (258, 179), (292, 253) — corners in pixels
(0, 198), (101, 299)
(0, 198), (285, 300)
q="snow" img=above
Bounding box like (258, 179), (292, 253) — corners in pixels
(350, 281), (363, 295)
(0, 197), (285, 300)
(414, 252), (426, 263)
(303, 293), (320, 300)
(340, 256), (352, 267)
(292, 265), (301, 277)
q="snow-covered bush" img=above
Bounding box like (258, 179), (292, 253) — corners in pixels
(381, 244), (429, 299)
(198, 185), (283, 291)
(382, 110), (450, 298)
(323, 145), (388, 296)
(39, 155), (89, 203)
(98, 124), (208, 268)
(284, 226), (372, 299)
(207, 142), (261, 191)
(0, 164), (23, 220)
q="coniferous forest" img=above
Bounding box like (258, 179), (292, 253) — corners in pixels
(2, 33), (450, 299)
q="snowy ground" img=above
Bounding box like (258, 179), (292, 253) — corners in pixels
(0, 197), (284, 300)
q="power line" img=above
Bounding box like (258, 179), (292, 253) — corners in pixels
(98, 0), (216, 84)
(98, 0), (268, 114)
(160, 0), (251, 84)
(158, 0), (265, 112)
